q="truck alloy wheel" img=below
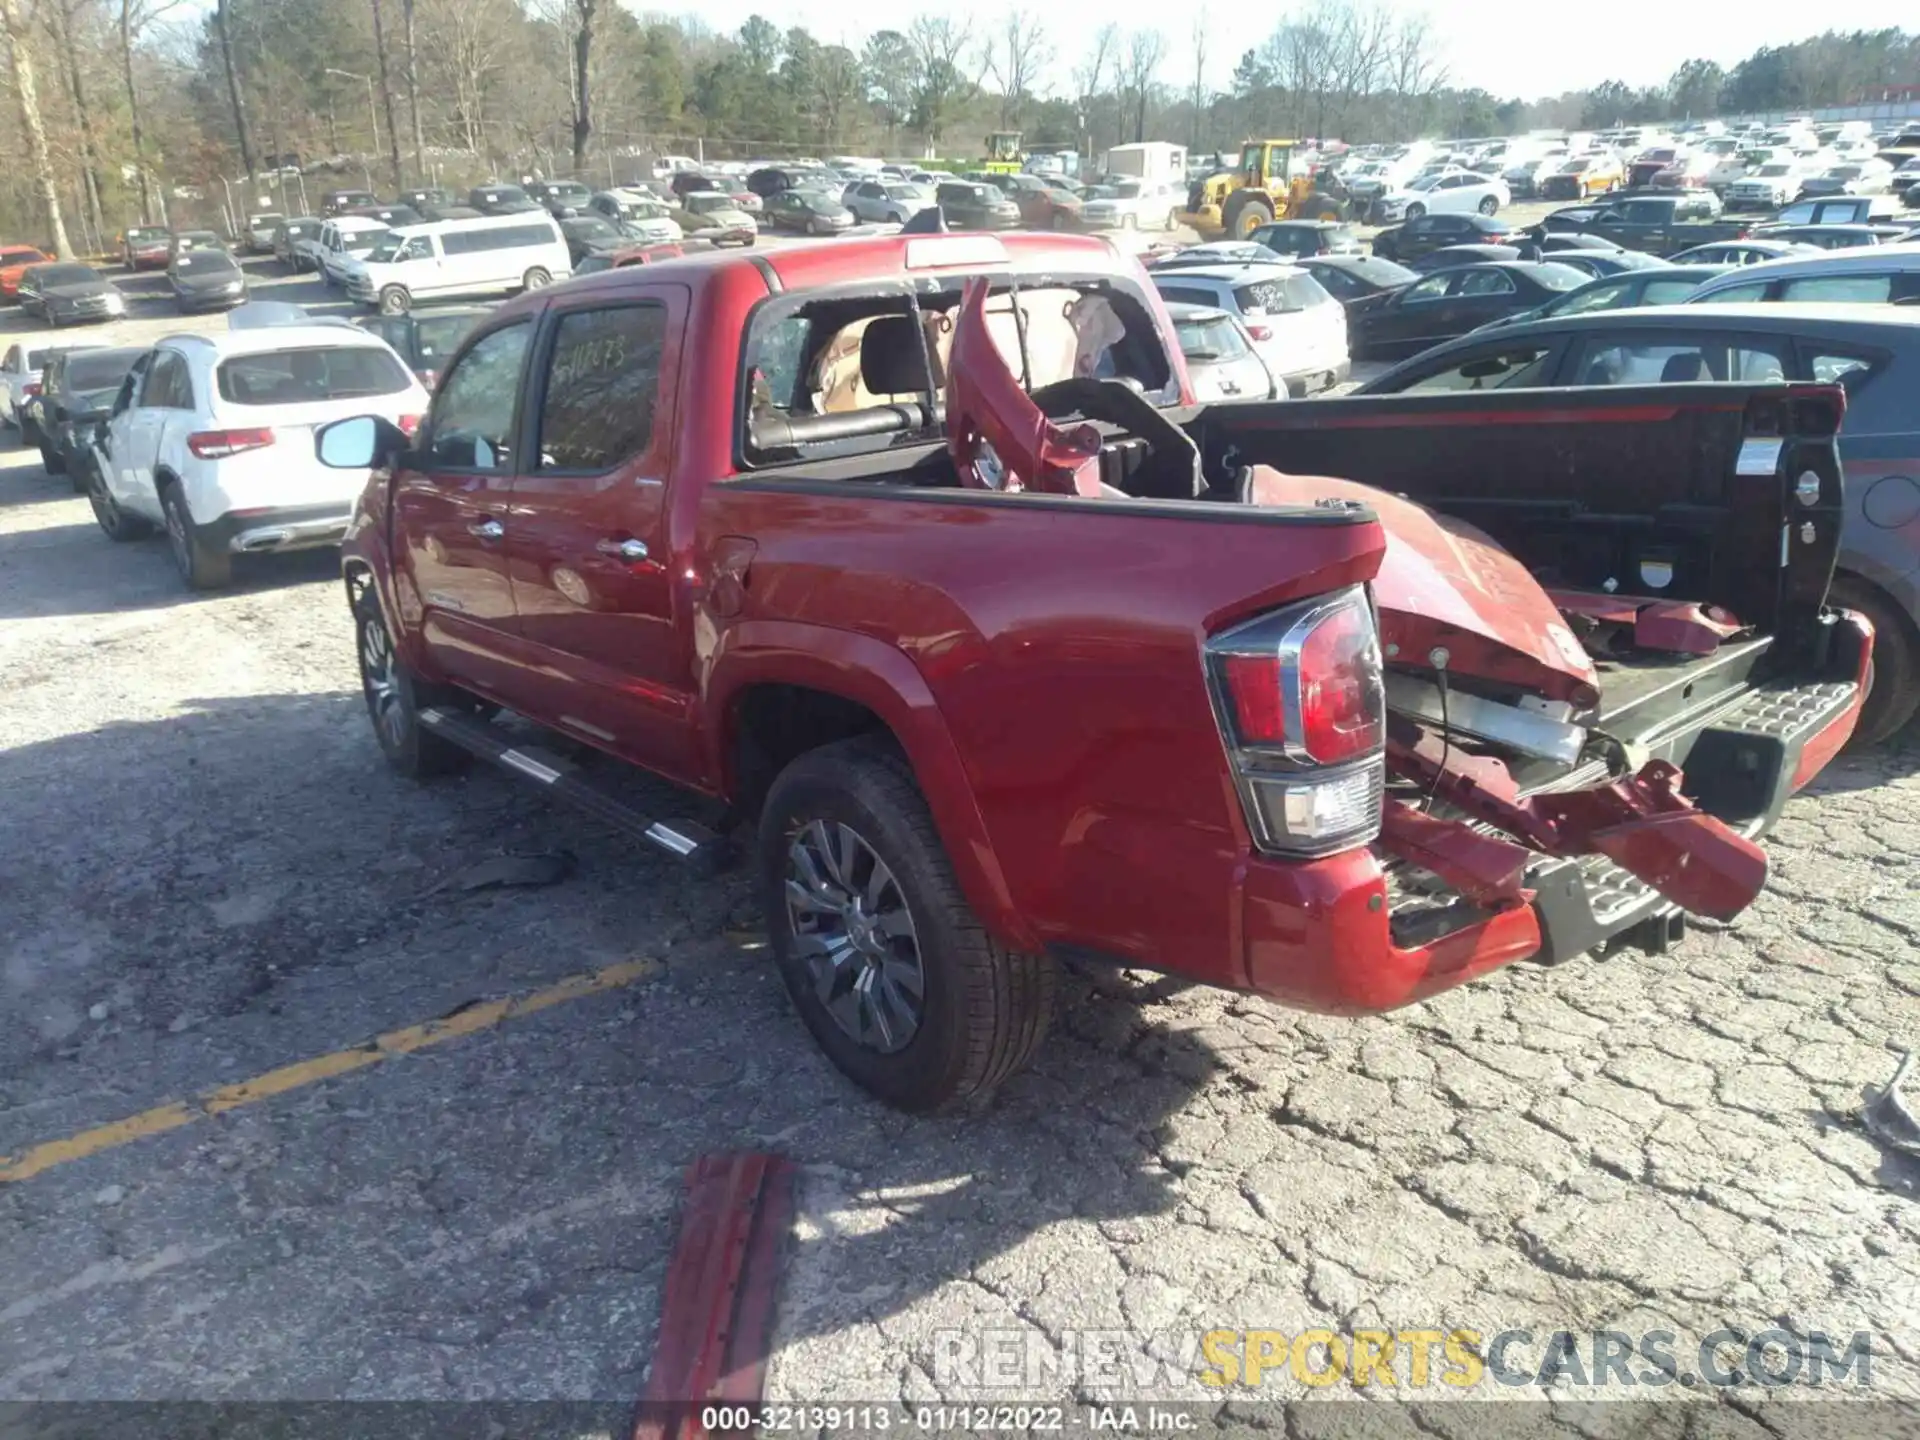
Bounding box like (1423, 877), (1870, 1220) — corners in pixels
(349, 577), (467, 777)
(783, 818), (926, 1054)
(758, 737), (1055, 1111)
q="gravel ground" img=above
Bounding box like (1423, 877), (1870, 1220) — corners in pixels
(1, 240), (1917, 1427)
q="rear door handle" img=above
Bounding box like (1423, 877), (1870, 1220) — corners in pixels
(596, 538), (648, 562)
(469, 518), (503, 540)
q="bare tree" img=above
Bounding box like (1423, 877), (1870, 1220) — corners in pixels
(1116, 28), (1165, 144)
(1072, 22), (1118, 157)
(906, 15), (972, 146)
(571, 0), (597, 171)
(370, 0), (405, 187)
(214, 0), (256, 179)
(118, 0), (181, 223)
(1188, 8), (1209, 152)
(400, 0), (423, 178)
(44, 0), (106, 243)
(983, 8), (1049, 129)
(0, 0), (72, 254)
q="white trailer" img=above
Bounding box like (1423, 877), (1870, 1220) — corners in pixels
(1101, 142), (1187, 186)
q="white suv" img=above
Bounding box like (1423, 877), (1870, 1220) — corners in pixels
(84, 321), (430, 589)
(1149, 262), (1350, 395)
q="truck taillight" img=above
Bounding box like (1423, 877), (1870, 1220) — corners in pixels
(187, 427), (275, 459)
(21, 382), (40, 398)
(1207, 587), (1386, 857)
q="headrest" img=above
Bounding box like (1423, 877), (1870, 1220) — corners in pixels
(860, 316), (931, 396)
(1660, 352), (1705, 382)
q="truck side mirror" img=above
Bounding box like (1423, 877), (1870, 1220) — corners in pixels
(316, 414), (409, 470)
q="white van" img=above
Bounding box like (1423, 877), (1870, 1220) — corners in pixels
(345, 212), (572, 315)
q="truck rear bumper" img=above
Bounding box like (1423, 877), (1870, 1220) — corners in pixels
(1236, 612), (1872, 1014)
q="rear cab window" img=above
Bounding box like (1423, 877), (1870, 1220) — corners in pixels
(217, 347), (412, 406)
(741, 269), (1178, 464)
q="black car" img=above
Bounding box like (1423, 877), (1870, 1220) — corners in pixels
(415, 203), (482, 223)
(747, 167), (814, 199)
(558, 215), (627, 263)
(1292, 254), (1420, 328)
(16, 263), (125, 327)
(1407, 243), (1523, 274)
(321, 188), (378, 216)
(467, 183), (541, 215)
(1247, 220), (1363, 258)
(1349, 261), (1589, 360)
(933, 180), (1021, 230)
(346, 203), (425, 228)
(1471, 264), (1731, 332)
(398, 186), (453, 211)
(1523, 248), (1671, 280)
(762, 189), (856, 235)
(526, 179), (595, 217)
(169, 229), (228, 258)
(1533, 232), (1630, 254)
(33, 345), (144, 483)
(1754, 224), (1906, 251)
(168, 248), (249, 312)
(1370, 211), (1518, 264)
(354, 306), (489, 390)
(1354, 303), (1920, 741)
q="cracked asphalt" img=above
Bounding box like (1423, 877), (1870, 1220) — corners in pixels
(2, 249), (1919, 1429)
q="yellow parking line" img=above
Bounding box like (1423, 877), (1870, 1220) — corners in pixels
(0, 957), (661, 1185)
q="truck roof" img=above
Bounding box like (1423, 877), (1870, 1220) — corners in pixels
(516, 232), (1139, 317)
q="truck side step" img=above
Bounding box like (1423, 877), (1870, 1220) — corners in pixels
(418, 706), (733, 876)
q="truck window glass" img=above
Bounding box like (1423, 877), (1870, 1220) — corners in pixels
(536, 304), (668, 472)
(427, 323), (531, 471)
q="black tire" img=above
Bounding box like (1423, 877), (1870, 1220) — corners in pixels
(1223, 194), (1275, 239)
(759, 736), (1055, 1112)
(348, 574), (471, 779)
(39, 442), (64, 476)
(1405, 202), (1427, 220)
(87, 461), (150, 539)
(1830, 577), (1919, 746)
(159, 482), (233, 590)
(378, 285), (411, 316)
(521, 266), (551, 291)
(18, 414), (40, 449)
(1478, 196), (1499, 215)
(1303, 192), (1345, 222)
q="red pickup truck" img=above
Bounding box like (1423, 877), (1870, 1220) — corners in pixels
(320, 233), (1870, 1111)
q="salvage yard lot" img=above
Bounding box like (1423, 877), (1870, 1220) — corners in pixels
(3, 248), (1920, 1416)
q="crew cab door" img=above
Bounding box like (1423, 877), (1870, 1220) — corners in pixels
(503, 283), (693, 777)
(390, 317), (532, 695)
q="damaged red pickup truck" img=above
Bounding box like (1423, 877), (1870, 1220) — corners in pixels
(320, 233), (1871, 1111)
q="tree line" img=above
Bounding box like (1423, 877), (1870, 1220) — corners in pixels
(2, 0), (1917, 251)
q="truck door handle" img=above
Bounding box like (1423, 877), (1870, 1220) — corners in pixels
(596, 538), (648, 562)
(469, 518), (503, 540)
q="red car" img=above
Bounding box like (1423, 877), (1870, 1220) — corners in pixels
(122, 226), (172, 270)
(0, 245), (52, 300)
(319, 232), (1868, 1112)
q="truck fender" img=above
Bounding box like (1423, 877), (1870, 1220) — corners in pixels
(339, 499), (430, 677)
(702, 618), (1043, 954)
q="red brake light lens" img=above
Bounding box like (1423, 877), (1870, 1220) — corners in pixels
(187, 427), (275, 459)
(1296, 602), (1387, 764)
(1220, 654), (1286, 744)
(397, 413), (422, 436)
(22, 382), (41, 397)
